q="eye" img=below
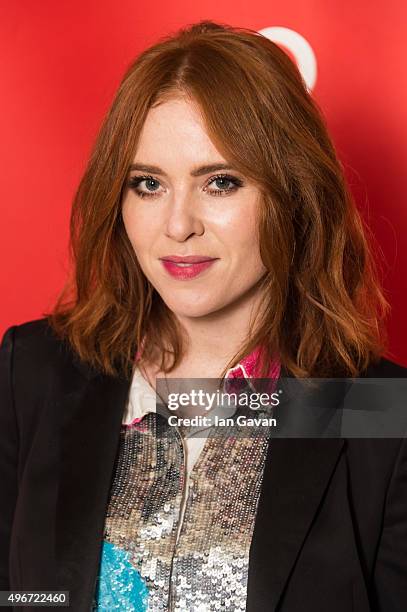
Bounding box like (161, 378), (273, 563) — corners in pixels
(204, 174), (244, 197)
(127, 175), (163, 199)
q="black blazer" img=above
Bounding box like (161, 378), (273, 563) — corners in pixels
(1, 318), (407, 612)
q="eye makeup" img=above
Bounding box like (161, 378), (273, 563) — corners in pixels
(126, 173), (244, 199)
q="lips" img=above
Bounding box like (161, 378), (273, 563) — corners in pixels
(160, 255), (217, 263)
(159, 257), (218, 280)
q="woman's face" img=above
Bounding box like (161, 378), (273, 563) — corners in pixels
(121, 96), (268, 320)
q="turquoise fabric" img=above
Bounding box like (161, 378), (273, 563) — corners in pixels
(94, 540), (149, 611)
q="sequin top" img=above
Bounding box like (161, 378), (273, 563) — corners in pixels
(92, 346), (280, 611)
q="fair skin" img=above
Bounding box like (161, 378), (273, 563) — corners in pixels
(121, 95), (268, 388)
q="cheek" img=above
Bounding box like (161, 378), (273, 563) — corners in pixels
(224, 209), (262, 261)
(122, 201), (154, 254)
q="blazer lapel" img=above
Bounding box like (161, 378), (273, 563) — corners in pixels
(246, 437), (345, 611)
(246, 366), (346, 611)
(54, 364), (131, 611)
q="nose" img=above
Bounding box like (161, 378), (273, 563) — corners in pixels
(164, 190), (205, 242)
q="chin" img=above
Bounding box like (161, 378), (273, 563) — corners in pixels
(164, 298), (222, 319)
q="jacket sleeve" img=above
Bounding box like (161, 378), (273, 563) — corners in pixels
(0, 325), (19, 590)
(373, 436), (407, 610)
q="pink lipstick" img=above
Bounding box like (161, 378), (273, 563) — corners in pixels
(159, 255), (218, 280)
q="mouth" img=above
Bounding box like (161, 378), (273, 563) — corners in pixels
(167, 262), (198, 267)
(159, 258), (218, 280)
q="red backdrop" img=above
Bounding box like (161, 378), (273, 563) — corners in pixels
(1, 1), (406, 365)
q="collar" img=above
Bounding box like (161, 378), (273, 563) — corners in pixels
(223, 345), (280, 391)
(123, 346), (281, 426)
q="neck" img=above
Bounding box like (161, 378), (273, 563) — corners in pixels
(169, 284), (267, 377)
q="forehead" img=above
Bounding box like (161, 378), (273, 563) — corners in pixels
(133, 97), (225, 165)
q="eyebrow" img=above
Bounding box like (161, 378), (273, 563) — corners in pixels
(128, 162), (236, 177)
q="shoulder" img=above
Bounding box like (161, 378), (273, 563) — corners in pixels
(362, 355), (407, 378)
(345, 355), (407, 483)
(5, 316), (59, 341)
(2, 316), (69, 368)
(3, 316), (59, 345)
(1, 317), (87, 399)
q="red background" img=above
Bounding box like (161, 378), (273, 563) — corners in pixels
(1, 1), (406, 365)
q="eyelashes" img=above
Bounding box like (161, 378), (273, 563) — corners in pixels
(126, 173), (244, 199)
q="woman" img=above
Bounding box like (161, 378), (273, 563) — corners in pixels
(1, 20), (406, 612)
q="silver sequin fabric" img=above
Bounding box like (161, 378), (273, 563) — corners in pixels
(93, 351), (280, 611)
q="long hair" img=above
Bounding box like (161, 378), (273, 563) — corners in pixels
(45, 19), (390, 380)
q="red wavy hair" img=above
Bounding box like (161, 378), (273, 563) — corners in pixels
(45, 20), (391, 380)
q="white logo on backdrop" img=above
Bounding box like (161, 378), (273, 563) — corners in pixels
(258, 26), (317, 92)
